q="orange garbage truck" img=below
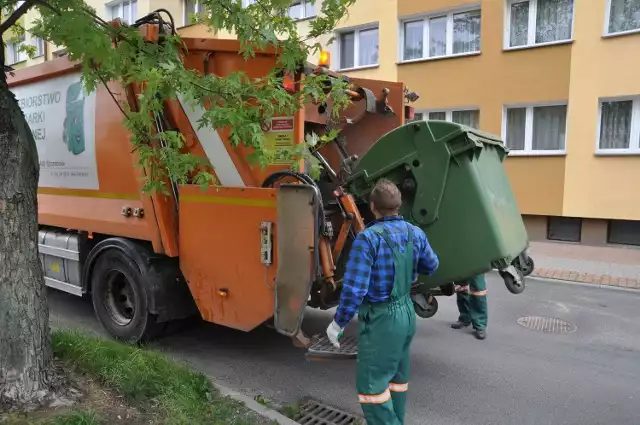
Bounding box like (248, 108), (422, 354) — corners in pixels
(8, 20), (531, 358)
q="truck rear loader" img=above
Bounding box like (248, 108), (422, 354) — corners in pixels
(7, 18), (531, 358)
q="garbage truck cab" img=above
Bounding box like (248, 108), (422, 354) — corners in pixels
(8, 18), (532, 357)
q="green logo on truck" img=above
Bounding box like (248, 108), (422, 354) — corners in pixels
(63, 81), (86, 156)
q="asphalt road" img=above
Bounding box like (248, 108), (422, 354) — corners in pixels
(48, 275), (640, 425)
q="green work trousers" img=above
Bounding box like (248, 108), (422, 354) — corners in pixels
(356, 224), (417, 425)
(455, 273), (488, 330)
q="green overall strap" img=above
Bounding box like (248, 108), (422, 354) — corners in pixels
(371, 223), (414, 301)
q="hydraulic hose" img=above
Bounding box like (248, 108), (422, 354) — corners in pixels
(261, 171), (327, 234)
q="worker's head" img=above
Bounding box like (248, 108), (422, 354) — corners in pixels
(369, 178), (402, 218)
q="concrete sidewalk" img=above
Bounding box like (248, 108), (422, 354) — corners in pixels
(528, 241), (640, 290)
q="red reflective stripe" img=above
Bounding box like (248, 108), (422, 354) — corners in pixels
(358, 389), (391, 404)
(389, 382), (408, 392)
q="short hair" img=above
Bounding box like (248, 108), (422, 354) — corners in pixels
(370, 178), (402, 215)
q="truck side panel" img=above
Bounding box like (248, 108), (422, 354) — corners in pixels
(8, 59), (166, 252)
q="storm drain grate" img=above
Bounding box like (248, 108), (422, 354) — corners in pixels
(306, 335), (358, 360)
(517, 316), (577, 333)
(292, 398), (362, 425)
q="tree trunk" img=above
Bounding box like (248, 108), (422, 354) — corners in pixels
(0, 68), (53, 409)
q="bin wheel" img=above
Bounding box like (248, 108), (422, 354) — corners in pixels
(440, 283), (456, 297)
(520, 256), (535, 276)
(502, 269), (525, 295)
(414, 295), (438, 318)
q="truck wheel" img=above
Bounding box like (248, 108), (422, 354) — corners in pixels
(91, 249), (165, 343)
(414, 295), (438, 319)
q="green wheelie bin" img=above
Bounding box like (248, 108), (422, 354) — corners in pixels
(346, 120), (529, 314)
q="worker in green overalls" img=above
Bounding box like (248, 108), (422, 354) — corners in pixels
(451, 274), (488, 340)
(326, 179), (439, 425)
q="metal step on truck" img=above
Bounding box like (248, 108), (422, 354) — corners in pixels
(8, 17), (533, 360)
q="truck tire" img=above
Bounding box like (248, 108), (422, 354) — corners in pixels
(91, 248), (165, 343)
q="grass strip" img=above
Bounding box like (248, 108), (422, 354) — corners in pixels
(46, 411), (100, 425)
(51, 329), (272, 425)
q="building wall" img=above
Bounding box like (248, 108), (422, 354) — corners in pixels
(562, 0), (640, 220)
(397, 0), (572, 216)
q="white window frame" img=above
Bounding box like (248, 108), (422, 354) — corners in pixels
(398, 4), (482, 63)
(504, 0), (575, 50)
(595, 96), (640, 155)
(501, 101), (568, 156)
(32, 36), (45, 57)
(288, 0), (316, 20)
(3, 0), (24, 14)
(107, 0), (137, 25)
(183, 0), (205, 26)
(6, 35), (28, 65)
(603, 0), (640, 37)
(335, 23), (380, 71)
(414, 107), (481, 127)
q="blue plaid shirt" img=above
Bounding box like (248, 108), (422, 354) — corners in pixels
(333, 215), (439, 328)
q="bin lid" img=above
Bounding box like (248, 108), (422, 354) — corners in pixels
(346, 119), (509, 227)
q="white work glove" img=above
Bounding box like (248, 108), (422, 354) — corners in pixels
(326, 320), (344, 349)
(454, 284), (470, 293)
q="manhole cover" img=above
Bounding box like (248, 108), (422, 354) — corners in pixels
(517, 316), (577, 333)
(292, 398), (362, 425)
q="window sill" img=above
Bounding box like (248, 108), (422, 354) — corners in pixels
(397, 51), (480, 65)
(7, 59), (27, 66)
(506, 150), (566, 157)
(291, 16), (316, 23)
(602, 28), (640, 39)
(503, 39), (573, 52)
(336, 64), (379, 72)
(595, 150), (640, 156)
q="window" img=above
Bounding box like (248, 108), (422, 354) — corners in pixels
(608, 220), (640, 246)
(337, 25), (379, 70)
(597, 97), (640, 154)
(33, 36), (45, 57)
(288, 0), (316, 20)
(108, 0), (137, 24)
(6, 35), (28, 65)
(503, 103), (567, 154)
(184, 0), (205, 25)
(606, 0), (640, 35)
(547, 216), (581, 242)
(3, 0), (24, 14)
(415, 109), (480, 129)
(400, 7), (481, 62)
(505, 0), (574, 48)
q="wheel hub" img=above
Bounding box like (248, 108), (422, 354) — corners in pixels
(104, 270), (135, 326)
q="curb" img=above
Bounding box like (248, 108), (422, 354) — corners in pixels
(488, 269), (640, 294)
(215, 383), (300, 425)
(525, 274), (640, 294)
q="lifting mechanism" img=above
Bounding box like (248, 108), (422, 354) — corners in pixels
(129, 16), (532, 359)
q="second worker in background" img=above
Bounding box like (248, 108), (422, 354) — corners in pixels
(326, 178), (439, 425)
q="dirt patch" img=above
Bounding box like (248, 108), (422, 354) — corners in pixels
(0, 360), (154, 425)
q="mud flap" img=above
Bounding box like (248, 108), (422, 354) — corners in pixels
(274, 184), (320, 337)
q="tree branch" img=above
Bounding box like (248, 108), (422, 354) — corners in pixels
(0, 0), (39, 34)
